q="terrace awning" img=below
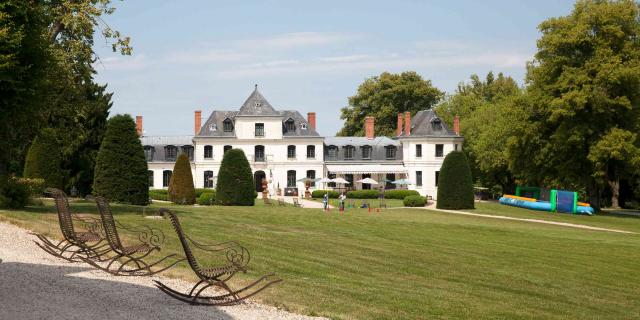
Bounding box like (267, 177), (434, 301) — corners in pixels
(326, 164), (407, 174)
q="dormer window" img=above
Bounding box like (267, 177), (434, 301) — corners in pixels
(344, 145), (355, 160)
(143, 146), (155, 161)
(300, 123), (307, 130)
(223, 118), (233, 132)
(210, 124), (217, 132)
(255, 101), (262, 108)
(361, 145), (372, 160)
(385, 145), (397, 159)
(327, 145), (338, 160)
(430, 117), (442, 131)
(284, 118), (295, 133)
(164, 145), (177, 161)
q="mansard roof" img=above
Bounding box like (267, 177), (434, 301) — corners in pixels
(400, 109), (458, 138)
(236, 86), (280, 116)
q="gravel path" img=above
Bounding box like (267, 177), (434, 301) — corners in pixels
(0, 222), (325, 320)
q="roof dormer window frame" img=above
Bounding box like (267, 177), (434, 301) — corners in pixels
(223, 118), (234, 132)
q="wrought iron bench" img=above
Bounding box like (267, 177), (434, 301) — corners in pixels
(292, 198), (303, 208)
(154, 209), (282, 306)
(80, 196), (184, 276)
(32, 188), (111, 263)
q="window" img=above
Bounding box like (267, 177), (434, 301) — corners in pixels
(385, 146), (397, 159)
(287, 170), (296, 188)
(435, 144), (444, 157)
(163, 170), (172, 187)
(344, 145), (355, 160)
(181, 145), (194, 160)
(300, 123), (307, 130)
(454, 144), (459, 151)
(327, 145), (338, 160)
(386, 173), (396, 189)
(284, 118), (295, 133)
(306, 170), (315, 187)
(416, 171), (422, 186)
(361, 173), (371, 190)
(204, 171), (213, 188)
(416, 144), (422, 157)
(287, 145), (296, 159)
(223, 118), (233, 132)
(328, 173), (336, 188)
(255, 123), (264, 137)
(254, 145), (265, 162)
(210, 124), (217, 132)
(306, 145), (315, 159)
(143, 146), (155, 161)
(345, 174), (354, 186)
(148, 170), (154, 188)
(435, 171), (440, 187)
(164, 145), (177, 161)
(361, 145), (372, 159)
(204, 145), (213, 159)
(223, 145), (232, 153)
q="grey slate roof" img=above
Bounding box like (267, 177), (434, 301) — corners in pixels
(236, 86), (280, 116)
(323, 136), (400, 147)
(199, 111), (238, 137)
(280, 110), (320, 137)
(140, 136), (194, 162)
(401, 109), (458, 137)
(323, 137), (402, 161)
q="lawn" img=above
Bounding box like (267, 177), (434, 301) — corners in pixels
(1, 200), (639, 319)
(309, 197), (406, 208)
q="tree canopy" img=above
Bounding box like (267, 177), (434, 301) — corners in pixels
(23, 128), (64, 189)
(168, 153), (196, 205)
(337, 71), (444, 137)
(216, 149), (255, 206)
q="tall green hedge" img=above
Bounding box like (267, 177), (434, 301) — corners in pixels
(168, 153), (196, 205)
(93, 114), (149, 205)
(23, 128), (63, 189)
(215, 149), (254, 206)
(436, 151), (474, 209)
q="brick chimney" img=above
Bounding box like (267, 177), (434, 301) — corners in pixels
(365, 116), (375, 139)
(135, 115), (143, 137)
(194, 110), (202, 135)
(403, 111), (411, 136)
(396, 113), (404, 136)
(307, 112), (316, 130)
(453, 115), (460, 135)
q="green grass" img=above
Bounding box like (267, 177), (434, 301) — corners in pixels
(1, 200), (640, 319)
(310, 198), (406, 208)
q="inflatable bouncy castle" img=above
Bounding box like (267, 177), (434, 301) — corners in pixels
(499, 186), (594, 215)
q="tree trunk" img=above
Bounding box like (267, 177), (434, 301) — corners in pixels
(608, 178), (620, 209)
(587, 179), (601, 211)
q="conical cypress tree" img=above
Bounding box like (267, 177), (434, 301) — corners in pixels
(23, 128), (64, 189)
(168, 153), (196, 204)
(93, 114), (149, 205)
(436, 151), (475, 209)
(216, 149), (254, 206)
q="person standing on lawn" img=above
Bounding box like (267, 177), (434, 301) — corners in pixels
(339, 193), (346, 211)
(323, 193), (329, 211)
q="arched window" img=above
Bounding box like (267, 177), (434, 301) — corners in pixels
(361, 145), (372, 160)
(148, 170), (154, 188)
(306, 145), (315, 159)
(143, 146), (155, 161)
(287, 170), (296, 187)
(306, 170), (315, 187)
(181, 145), (194, 160)
(223, 118), (234, 132)
(203, 170), (214, 188)
(204, 145), (213, 159)
(223, 145), (232, 153)
(385, 145), (397, 159)
(164, 145), (177, 161)
(162, 170), (172, 187)
(326, 145), (338, 160)
(287, 145), (296, 159)
(284, 118), (295, 133)
(254, 145), (265, 162)
(343, 145), (355, 160)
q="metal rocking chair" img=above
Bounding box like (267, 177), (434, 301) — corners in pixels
(32, 188), (111, 263)
(79, 196), (184, 276)
(154, 209), (282, 306)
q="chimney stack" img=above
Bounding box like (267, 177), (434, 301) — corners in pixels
(404, 111), (411, 136)
(365, 116), (375, 139)
(307, 112), (316, 130)
(135, 115), (143, 137)
(396, 113), (404, 136)
(453, 115), (460, 135)
(194, 110), (202, 135)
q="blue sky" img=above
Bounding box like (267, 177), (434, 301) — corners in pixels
(93, 0), (575, 137)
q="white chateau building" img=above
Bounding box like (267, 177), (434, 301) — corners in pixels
(140, 86), (463, 199)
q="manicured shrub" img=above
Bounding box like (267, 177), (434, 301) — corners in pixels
(168, 153), (196, 205)
(403, 195), (426, 207)
(195, 188), (214, 198)
(23, 128), (64, 189)
(0, 177), (31, 209)
(384, 189), (420, 199)
(93, 114), (149, 205)
(216, 149), (254, 206)
(148, 189), (168, 201)
(16, 178), (45, 196)
(347, 189), (380, 199)
(311, 190), (339, 199)
(436, 151), (474, 209)
(197, 192), (216, 205)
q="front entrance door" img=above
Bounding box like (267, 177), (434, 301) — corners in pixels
(254, 171), (266, 192)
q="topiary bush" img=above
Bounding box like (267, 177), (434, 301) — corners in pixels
(311, 190), (339, 199)
(384, 189), (420, 199)
(148, 189), (168, 201)
(216, 149), (254, 206)
(436, 151), (474, 209)
(0, 177), (31, 209)
(93, 114), (149, 205)
(195, 188), (213, 198)
(168, 153), (196, 205)
(23, 128), (64, 189)
(197, 192), (216, 205)
(403, 195), (426, 207)
(347, 189), (380, 199)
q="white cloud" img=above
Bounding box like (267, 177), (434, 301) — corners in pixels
(96, 54), (152, 71)
(164, 49), (253, 64)
(317, 54), (370, 63)
(233, 32), (361, 50)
